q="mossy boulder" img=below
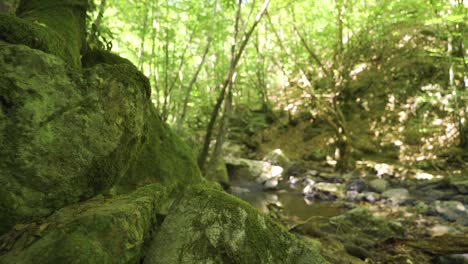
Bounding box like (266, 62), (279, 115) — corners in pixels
(116, 106), (202, 193)
(0, 41), (148, 234)
(0, 0), (87, 68)
(0, 184), (168, 264)
(206, 156), (230, 189)
(145, 186), (328, 264)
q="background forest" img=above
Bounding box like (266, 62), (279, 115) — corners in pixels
(0, 0), (467, 263)
(87, 0), (467, 175)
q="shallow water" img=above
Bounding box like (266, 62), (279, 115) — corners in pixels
(229, 178), (344, 224)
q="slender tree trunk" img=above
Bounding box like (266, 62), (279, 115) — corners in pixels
(162, 35), (191, 121)
(198, 0), (271, 172)
(149, 1), (160, 110)
(137, 6), (149, 71)
(89, 0), (107, 45)
(177, 37), (212, 133)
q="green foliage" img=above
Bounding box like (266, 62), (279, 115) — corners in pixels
(94, 0), (466, 166)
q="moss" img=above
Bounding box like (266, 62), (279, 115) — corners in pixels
(0, 14), (75, 65)
(0, 42), (149, 234)
(16, 0), (87, 67)
(0, 184), (168, 264)
(145, 186), (328, 263)
(321, 208), (405, 248)
(206, 156), (230, 189)
(0, 0), (86, 68)
(81, 48), (136, 69)
(115, 106), (203, 194)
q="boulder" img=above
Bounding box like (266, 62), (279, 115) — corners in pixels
(368, 179), (389, 193)
(263, 149), (291, 169)
(145, 186), (327, 264)
(0, 184), (168, 264)
(225, 157), (283, 185)
(346, 179), (368, 192)
(314, 183), (345, 199)
(451, 179), (468, 195)
(206, 156), (230, 189)
(382, 188), (410, 205)
(432, 200), (468, 225)
(0, 41), (149, 234)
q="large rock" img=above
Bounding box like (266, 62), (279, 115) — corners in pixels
(433, 200), (468, 226)
(225, 156), (283, 185)
(451, 179), (468, 194)
(0, 41), (150, 234)
(0, 184), (168, 264)
(382, 188), (410, 205)
(145, 186), (327, 264)
(368, 179), (388, 193)
(205, 156), (230, 189)
(115, 106), (202, 193)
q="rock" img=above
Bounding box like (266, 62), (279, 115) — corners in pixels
(433, 201), (468, 225)
(451, 180), (468, 195)
(0, 184), (168, 264)
(264, 179), (279, 189)
(362, 192), (380, 203)
(206, 156), (230, 189)
(0, 42), (149, 234)
(368, 179), (389, 193)
(346, 179), (368, 192)
(284, 162), (308, 177)
(263, 149), (291, 168)
(429, 224), (457, 237)
(412, 201), (429, 214)
(304, 182), (345, 200)
(115, 106), (202, 193)
(315, 183), (345, 198)
(318, 172), (344, 183)
(222, 141), (245, 158)
(224, 157), (283, 185)
(433, 254), (468, 264)
(145, 186), (327, 264)
(382, 188), (410, 205)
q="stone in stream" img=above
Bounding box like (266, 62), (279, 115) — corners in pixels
(303, 182), (345, 200)
(381, 188), (410, 205)
(346, 179), (368, 193)
(432, 200), (468, 226)
(224, 156), (283, 187)
(451, 179), (468, 195)
(368, 179), (389, 193)
(263, 148), (291, 169)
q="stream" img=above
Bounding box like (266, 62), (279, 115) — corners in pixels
(228, 177), (344, 224)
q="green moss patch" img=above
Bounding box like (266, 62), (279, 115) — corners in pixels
(145, 186), (327, 264)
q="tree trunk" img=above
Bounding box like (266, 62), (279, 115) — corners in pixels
(198, 0), (271, 172)
(177, 37), (212, 133)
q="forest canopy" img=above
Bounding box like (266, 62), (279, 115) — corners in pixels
(86, 0), (467, 172)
